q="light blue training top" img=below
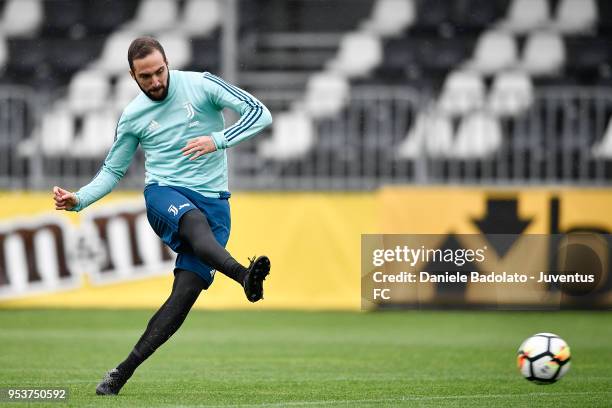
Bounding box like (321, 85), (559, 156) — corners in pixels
(72, 70), (272, 211)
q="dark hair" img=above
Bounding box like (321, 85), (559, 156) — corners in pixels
(127, 36), (167, 71)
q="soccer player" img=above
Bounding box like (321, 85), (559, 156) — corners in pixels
(52, 37), (273, 395)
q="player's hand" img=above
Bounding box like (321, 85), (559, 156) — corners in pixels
(181, 136), (217, 160)
(53, 186), (78, 211)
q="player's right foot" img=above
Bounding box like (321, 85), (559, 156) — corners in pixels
(95, 368), (130, 395)
(243, 255), (270, 302)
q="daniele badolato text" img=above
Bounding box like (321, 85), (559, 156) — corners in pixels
(369, 245), (596, 284)
(372, 270), (595, 284)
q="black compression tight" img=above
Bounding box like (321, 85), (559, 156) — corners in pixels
(117, 269), (205, 375)
(116, 210), (248, 377)
(177, 209), (246, 284)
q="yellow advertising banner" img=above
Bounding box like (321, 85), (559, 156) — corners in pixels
(0, 188), (611, 310)
(0, 192), (375, 310)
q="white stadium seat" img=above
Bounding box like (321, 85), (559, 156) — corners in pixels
(464, 30), (518, 75)
(0, 35), (6, 70)
(437, 70), (485, 116)
(591, 118), (612, 158)
(454, 112), (503, 159)
(157, 33), (191, 70)
(327, 32), (382, 78)
(397, 112), (454, 159)
(68, 70), (110, 114)
(39, 107), (75, 157)
(488, 71), (534, 117)
(93, 31), (137, 74)
(521, 31), (565, 76)
(114, 75), (141, 113)
(124, 0), (179, 33)
(259, 110), (314, 160)
(361, 0), (416, 37)
(496, 0), (550, 34)
(0, 0), (42, 37)
(554, 0), (598, 34)
(303, 73), (350, 119)
(179, 0), (221, 36)
(73, 110), (118, 158)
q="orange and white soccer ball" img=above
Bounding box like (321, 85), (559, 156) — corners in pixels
(517, 333), (571, 384)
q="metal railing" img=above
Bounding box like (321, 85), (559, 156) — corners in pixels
(1, 86), (611, 191)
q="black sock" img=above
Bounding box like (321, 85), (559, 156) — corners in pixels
(178, 209), (247, 285)
(222, 258), (248, 285)
(116, 350), (143, 377)
(115, 269), (205, 375)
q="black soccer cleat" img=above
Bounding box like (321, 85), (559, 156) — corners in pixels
(95, 368), (130, 395)
(243, 255), (270, 302)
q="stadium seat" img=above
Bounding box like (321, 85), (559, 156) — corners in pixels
(41, 0), (84, 36)
(414, 0), (451, 30)
(591, 117), (612, 158)
(5, 38), (47, 76)
(93, 31), (135, 74)
(520, 31), (565, 76)
(73, 109), (117, 157)
(553, 0), (598, 34)
(598, 0), (612, 34)
(303, 73), (349, 119)
(68, 70), (110, 114)
(157, 33), (191, 70)
(0, 0), (42, 37)
(361, 0), (416, 37)
(114, 74), (140, 113)
(47, 38), (105, 75)
(188, 34), (221, 73)
(39, 107), (75, 157)
(454, 112), (502, 159)
(84, 0), (140, 35)
(397, 112), (454, 159)
(464, 30), (518, 74)
(379, 38), (421, 71)
(256, 0), (373, 32)
(178, 0), (221, 36)
(437, 70), (485, 116)
(453, 0), (510, 31)
(327, 32), (382, 78)
(496, 0), (550, 34)
(565, 37), (610, 83)
(0, 35), (6, 70)
(259, 110), (314, 160)
(123, 0), (179, 34)
(488, 71), (533, 117)
(419, 37), (476, 72)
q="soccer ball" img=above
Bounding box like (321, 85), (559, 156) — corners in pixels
(517, 333), (571, 384)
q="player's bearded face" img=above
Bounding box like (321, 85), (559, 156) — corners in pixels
(131, 50), (170, 101)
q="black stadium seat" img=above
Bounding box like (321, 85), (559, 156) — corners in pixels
(83, 0), (140, 35)
(418, 37), (476, 70)
(565, 37), (611, 81)
(47, 38), (105, 75)
(381, 38), (422, 70)
(188, 33), (222, 74)
(6, 39), (48, 76)
(42, 0), (85, 36)
(453, 0), (510, 30)
(415, 0), (451, 30)
(245, 0), (374, 32)
(597, 0), (612, 34)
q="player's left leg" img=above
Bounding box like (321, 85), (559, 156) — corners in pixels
(177, 208), (270, 302)
(96, 268), (206, 396)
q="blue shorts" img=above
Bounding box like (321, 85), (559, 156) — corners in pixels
(144, 183), (231, 289)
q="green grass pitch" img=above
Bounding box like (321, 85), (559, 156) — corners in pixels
(0, 309), (610, 407)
